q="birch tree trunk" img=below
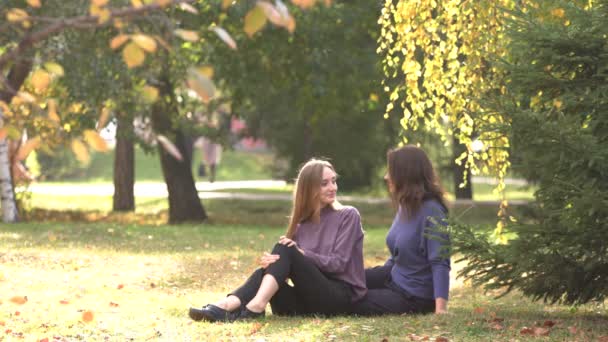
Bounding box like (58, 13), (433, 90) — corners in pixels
(0, 107), (18, 222)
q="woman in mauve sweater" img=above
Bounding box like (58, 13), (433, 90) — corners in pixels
(189, 159), (366, 322)
(353, 145), (451, 316)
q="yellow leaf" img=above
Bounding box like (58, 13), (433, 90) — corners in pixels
(131, 34), (157, 53)
(156, 0), (171, 7)
(92, 0), (109, 6)
(47, 99), (60, 122)
(17, 92), (36, 103)
(10, 296), (28, 305)
(131, 0), (143, 7)
(222, 0), (232, 10)
(553, 99), (563, 109)
(27, 0), (41, 8)
(82, 310), (94, 322)
(142, 85), (159, 103)
(174, 29), (199, 42)
(244, 7), (267, 37)
(110, 34), (130, 50)
(122, 42), (146, 68)
(291, 0), (316, 9)
(97, 107), (111, 131)
(257, 2), (283, 26)
(6, 8), (28, 22)
(551, 8), (565, 18)
(16, 137), (41, 161)
(196, 66), (214, 79)
(179, 3), (198, 14)
(71, 139), (91, 164)
(186, 67), (216, 103)
(157, 135), (183, 161)
(0, 128), (7, 140)
(30, 69), (51, 92)
(90, 5), (111, 24)
(43, 62), (64, 76)
(211, 26), (237, 50)
(84, 129), (109, 152)
(284, 15), (296, 33)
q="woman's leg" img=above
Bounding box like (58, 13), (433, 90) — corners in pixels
(352, 285), (435, 316)
(365, 264), (392, 289)
(265, 244), (352, 316)
(216, 267), (265, 311)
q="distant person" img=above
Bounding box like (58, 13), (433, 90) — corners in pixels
(195, 137), (222, 183)
(352, 145), (451, 316)
(188, 159), (366, 322)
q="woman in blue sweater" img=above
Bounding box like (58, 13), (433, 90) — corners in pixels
(353, 145), (451, 315)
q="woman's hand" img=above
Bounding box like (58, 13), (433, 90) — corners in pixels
(259, 252), (280, 269)
(435, 297), (448, 314)
(278, 236), (305, 254)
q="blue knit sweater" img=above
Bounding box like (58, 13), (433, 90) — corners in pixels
(384, 200), (450, 300)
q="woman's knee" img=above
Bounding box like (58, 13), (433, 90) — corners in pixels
(271, 243), (297, 256)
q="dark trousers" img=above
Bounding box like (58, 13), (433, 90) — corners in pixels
(351, 265), (435, 316)
(231, 243), (352, 316)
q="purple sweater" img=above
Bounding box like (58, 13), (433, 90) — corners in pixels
(293, 205), (367, 301)
(385, 200), (450, 300)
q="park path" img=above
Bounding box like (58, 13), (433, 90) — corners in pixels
(27, 177), (529, 205)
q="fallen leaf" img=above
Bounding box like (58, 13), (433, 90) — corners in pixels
(82, 310), (94, 322)
(543, 320), (556, 327)
(533, 327), (550, 336)
(597, 336), (608, 342)
(39, 338), (49, 342)
(117, 284), (124, 289)
(14, 311), (20, 316)
(249, 322), (263, 335)
(520, 327), (534, 335)
(489, 322), (504, 330)
(567, 326), (578, 334)
(435, 337), (449, 342)
(10, 296), (27, 305)
(59, 300), (70, 305)
(109, 302), (119, 307)
(473, 307), (485, 314)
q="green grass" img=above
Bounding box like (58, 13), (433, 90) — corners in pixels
(58, 148), (275, 182)
(1, 220), (606, 341)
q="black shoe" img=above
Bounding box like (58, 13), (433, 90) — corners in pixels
(234, 306), (265, 321)
(189, 304), (238, 322)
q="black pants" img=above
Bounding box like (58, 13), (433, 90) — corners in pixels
(231, 243), (352, 316)
(351, 264), (435, 316)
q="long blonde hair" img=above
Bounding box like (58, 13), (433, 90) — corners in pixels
(285, 159), (339, 239)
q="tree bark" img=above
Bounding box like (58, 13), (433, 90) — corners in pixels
(452, 134), (473, 199)
(151, 73), (206, 223)
(113, 113), (135, 211)
(0, 60), (33, 222)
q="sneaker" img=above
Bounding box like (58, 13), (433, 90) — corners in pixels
(234, 306), (265, 321)
(188, 304), (238, 322)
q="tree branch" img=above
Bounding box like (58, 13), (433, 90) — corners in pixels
(0, 0), (196, 71)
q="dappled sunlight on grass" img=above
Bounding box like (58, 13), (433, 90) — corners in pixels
(2, 221), (606, 341)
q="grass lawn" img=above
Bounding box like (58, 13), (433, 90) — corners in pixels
(1, 220), (607, 341)
(3, 196), (607, 341)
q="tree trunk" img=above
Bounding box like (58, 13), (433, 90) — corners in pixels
(452, 134), (473, 199)
(151, 72), (206, 223)
(0, 60), (33, 222)
(113, 113), (135, 211)
(0, 107), (18, 222)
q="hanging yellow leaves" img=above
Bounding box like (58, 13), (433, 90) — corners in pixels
(291, 0), (316, 10)
(71, 139), (91, 164)
(244, 6), (267, 37)
(92, 0), (109, 5)
(122, 42), (145, 68)
(551, 8), (566, 18)
(174, 29), (199, 42)
(131, 0), (143, 7)
(222, 0), (233, 10)
(131, 34), (157, 52)
(83, 129), (109, 152)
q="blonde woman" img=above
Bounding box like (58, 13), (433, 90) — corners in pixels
(189, 159), (366, 322)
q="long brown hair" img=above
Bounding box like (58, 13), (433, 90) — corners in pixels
(387, 145), (447, 219)
(285, 159), (339, 239)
